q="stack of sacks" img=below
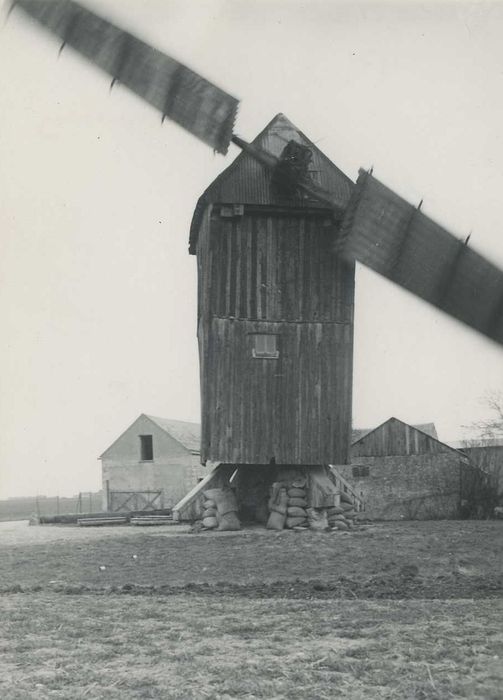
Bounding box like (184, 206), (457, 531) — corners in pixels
(267, 482), (288, 530)
(201, 497), (218, 530)
(341, 502), (357, 528)
(203, 487), (241, 531)
(286, 478), (309, 528)
(327, 504), (350, 531)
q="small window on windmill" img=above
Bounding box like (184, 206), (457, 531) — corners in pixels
(140, 435), (154, 461)
(220, 204), (244, 218)
(352, 465), (369, 478)
(252, 334), (279, 359)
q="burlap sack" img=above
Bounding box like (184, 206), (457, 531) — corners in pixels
(291, 477), (307, 489)
(307, 507), (329, 530)
(288, 497), (308, 508)
(217, 511), (241, 531)
(214, 489), (239, 516)
(327, 505), (345, 516)
(269, 485), (288, 515)
(202, 516), (218, 529)
(267, 510), (286, 530)
(203, 507), (217, 518)
(331, 519), (349, 531)
(287, 506), (308, 518)
(288, 487), (306, 499)
(328, 513), (346, 523)
(203, 499), (216, 509)
(286, 516), (308, 529)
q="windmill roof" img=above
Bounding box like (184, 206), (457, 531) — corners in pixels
(189, 113), (354, 253)
(145, 415), (201, 452)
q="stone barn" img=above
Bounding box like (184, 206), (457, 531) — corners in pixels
(100, 414), (206, 512)
(338, 417), (480, 520)
(455, 439), (503, 506)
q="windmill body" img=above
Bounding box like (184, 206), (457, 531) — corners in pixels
(190, 114), (356, 469)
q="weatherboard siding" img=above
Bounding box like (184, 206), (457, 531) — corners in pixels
(197, 208), (355, 465)
(351, 418), (451, 458)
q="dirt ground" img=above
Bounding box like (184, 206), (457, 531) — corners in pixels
(0, 521), (503, 700)
(1, 519), (502, 599)
(1, 594), (502, 700)
(1, 520), (502, 699)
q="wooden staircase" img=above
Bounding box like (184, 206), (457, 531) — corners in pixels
(329, 465), (366, 512)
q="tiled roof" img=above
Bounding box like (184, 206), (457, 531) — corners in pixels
(145, 415), (201, 452)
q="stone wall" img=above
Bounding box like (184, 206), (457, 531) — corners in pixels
(338, 453), (464, 520)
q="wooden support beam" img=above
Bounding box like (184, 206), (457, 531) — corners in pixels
(173, 463), (236, 521)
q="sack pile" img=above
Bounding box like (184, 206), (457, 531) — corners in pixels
(286, 477), (309, 528)
(201, 487), (241, 531)
(326, 501), (357, 531)
(266, 477), (309, 530)
(201, 497), (218, 530)
(266, 482), (288, 530)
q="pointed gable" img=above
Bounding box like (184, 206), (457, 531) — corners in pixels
(189, 113), (354, 253)
(99, 414), (200, 460)
(351, 417), (465, 458)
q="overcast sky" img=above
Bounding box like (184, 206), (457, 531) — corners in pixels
(1, 0), (503, 498)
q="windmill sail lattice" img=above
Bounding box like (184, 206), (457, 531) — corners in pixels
(339, 171), (503, 346)
(10, 0), (503, 349)
(11, 0), (238, 154)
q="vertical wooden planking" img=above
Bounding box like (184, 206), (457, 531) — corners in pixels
(199, 208), (356, 465)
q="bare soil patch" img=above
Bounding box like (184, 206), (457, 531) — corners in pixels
(1, 520), (501, 599)
(1, 520), (502, 699)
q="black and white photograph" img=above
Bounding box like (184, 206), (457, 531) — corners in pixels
(1, 1), (502, 698)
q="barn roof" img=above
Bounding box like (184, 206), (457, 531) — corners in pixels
(351, 422), (438, 443)
(189, 112), (354, 254)
(145, 415), (201, 453)
(99, 414), (201, 458)
(351, 417), (465, 458)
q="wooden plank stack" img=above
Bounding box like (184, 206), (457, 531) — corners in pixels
(130, 515), (175, 526)
(77, 516), (128, 527)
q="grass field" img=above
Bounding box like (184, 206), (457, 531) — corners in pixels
(1, 520), (502, 699)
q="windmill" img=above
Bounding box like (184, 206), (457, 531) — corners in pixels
(9, 0), (503, 524)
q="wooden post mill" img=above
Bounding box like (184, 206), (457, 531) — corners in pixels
(178, 114), (363, 526)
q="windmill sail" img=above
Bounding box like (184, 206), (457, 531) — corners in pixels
(339, 170), (503, 346)
(11, 0), (238, 154)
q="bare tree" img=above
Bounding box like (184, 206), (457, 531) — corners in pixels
(464, 390), (503, 442)
(462, 391), (503, 511)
